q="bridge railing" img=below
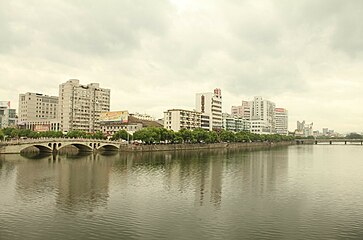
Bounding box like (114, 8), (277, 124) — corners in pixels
(0, 137), (125, 145)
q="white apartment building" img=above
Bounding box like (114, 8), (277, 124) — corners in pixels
(222, 113), (250, 132)
(275, 108), (288, 135)
(59, 79), (110, 133)
(0, 101), (16, 129)
(250, 96), (276, 134)
(164, 109), (201, 132)
(18, 93), (59, 131)
(195, 88), (222, 131)
(19, 93), (59, 122)
(200, 114), (210, 131)
(231, 101), (251, 120)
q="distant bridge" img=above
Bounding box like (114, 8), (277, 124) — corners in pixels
(0, 138), (124, 154)
(296, 139), (363, 145)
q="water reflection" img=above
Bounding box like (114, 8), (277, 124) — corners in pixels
(12, 147), (291, 213)
(10, 146), (363, 240)
(55, 154), (112, 211)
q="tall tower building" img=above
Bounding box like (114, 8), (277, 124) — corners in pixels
(275, 108), (288, 135)
(195, 88), (222, 131)
(250, 96), (276, 134)
(59, 79), (110, 133)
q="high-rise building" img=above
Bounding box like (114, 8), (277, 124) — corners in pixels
(18, 93), (60, 131)
(231, 101), (251, 120)
(275, 108), (288, 135)
(250, 96), (276, 134)
(164, 109), (201, 132)
(0, 101), (16, 129)
(59, 79), (110, 133)
(195, 88), (222, 131)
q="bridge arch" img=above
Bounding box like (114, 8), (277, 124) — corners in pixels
(97, 144), (119, 151)
(20, 144), (53, 154)
(58, 143), (93, 152)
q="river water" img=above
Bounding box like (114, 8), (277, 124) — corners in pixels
(1, 145), (363, 240)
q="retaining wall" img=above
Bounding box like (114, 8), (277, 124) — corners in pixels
(120, 141), (295, 152)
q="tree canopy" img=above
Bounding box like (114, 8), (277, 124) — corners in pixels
(131, 127), (294, 144)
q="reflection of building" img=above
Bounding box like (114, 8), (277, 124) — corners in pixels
(59, 79), (110, 133)
(18, 93), (59, 131)
(192, 152), (223, 208)
(222, 113), (250, 132)
(275, 108), (288, 135)
(250, 96), (276, 134)
(196, 88), (222, 131)
(164, 109), (201, 131)
(56, 154), (112, 209)
(0, 101), (16, 128)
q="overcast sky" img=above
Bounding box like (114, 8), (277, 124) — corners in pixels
(1, 0), (362, 132)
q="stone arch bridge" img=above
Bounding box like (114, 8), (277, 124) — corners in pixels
(0, 138), (123, 154)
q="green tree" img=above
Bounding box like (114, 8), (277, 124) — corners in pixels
(111, 130), (128, 141)
(0, 130), (4, 140)
(179, 129), (193, 143)
(66, 130), (86, 138)
(346, 133), (362, 139)
(219, 130), (236, 142)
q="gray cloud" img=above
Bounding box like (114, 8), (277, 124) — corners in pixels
(1, 0), (363, 132)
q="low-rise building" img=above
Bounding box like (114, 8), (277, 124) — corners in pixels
(19, 120), (61, 132)
(250, 119), (273, 134)
(129, 113), (155, 121)
(101, 122), (143, 137)
(222, 113), (250, 132)
(99, 111), (142, 136)
(164, 109), (201, 132)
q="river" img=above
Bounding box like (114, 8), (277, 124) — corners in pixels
(1, 145), (363, 240)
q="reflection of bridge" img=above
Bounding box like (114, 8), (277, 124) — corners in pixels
(0, 138), (123, 154)
(296, 139), (363, 145)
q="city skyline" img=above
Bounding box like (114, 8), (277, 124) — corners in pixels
(1, 0), (362, 132)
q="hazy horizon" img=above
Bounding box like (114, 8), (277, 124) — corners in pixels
(1, 0), (362, 133)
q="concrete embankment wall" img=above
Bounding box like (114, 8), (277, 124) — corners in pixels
(120, 141), (295, 152)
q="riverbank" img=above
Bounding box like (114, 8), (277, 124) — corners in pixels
(119, 141), (295, 152)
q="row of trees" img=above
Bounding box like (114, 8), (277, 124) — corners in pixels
(1, 127), (295, 144)
(0, 128), (106, 140)
(111, 127), (295, 144)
